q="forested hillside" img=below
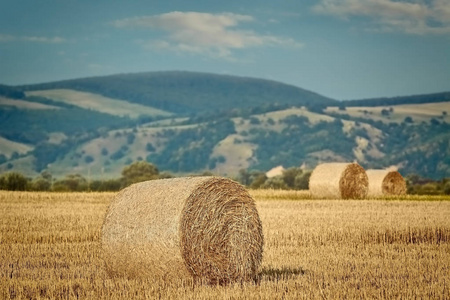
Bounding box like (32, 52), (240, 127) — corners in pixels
(0, 84), (25, 99)
(0, 71), (449, 180)
(342, 92), (450, 107)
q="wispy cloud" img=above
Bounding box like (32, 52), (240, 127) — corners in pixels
(0, 34), (66, 43)
(312, 0), (450, 35)
(113, 11), (302, 59)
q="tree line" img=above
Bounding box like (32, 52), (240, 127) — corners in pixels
(1, 161), (449, 195)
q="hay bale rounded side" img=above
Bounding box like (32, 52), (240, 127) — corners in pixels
(101, 176), (264, 284)
(366, 169), (407, 197)
(309, 162), (368, 199)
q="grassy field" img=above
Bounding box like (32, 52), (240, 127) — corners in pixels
(26, 89), (172, 119)
(1, 190), (449, 299)
(326, 102), (450, 124)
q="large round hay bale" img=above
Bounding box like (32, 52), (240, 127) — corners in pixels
(366, 169), (407, 197)
(101, 176), (264, 285)
(309, 162), (368, 199)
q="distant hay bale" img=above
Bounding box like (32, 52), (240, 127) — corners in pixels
(309, 162), (368, 199)
(366, 169), (407, 197)
(101, 176), (264, 285)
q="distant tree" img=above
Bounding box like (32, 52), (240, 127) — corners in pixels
(121, 161), (159, 187)
(404, 116), (413, 123)
(110, 148), (126, 161)
(40, 170), (52, 181)
(249, 117), (260, 125)
(237, 169), (251, 186)
(430, 118), (440, 126)
(53, 174), (88, 192)
(11, 152), (19, 160)
(146, 142), (156, 152)
(262, 176), (287, 189)
(127, 132), (135, 145)
(0, 172), (28, 191)
(444, 182), (450, 195)
(31, 177), (51, 191)
(306, 103), (327, 113)
(90, 179), (121, 191)
(381, 109), (390, 116)
(84, 155), (94, 164)
(250, 173), (268, 189)
(282, 167), (302, 189)
(294, 171), (311, 190)
(101, 148), (109, 156)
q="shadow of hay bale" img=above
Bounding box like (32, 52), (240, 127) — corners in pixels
(259, 266), (307, 282)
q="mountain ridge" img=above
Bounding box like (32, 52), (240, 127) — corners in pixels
(1, 71), (449, 180)
(18, 71), (338, 114)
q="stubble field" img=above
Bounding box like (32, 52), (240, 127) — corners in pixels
(1, 190), (449, 299)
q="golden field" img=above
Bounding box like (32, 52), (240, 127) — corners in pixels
(1, 190), (449, 299)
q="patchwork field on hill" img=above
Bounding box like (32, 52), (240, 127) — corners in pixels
(26, 89), (172, 118)
(326, 102), (450, 123)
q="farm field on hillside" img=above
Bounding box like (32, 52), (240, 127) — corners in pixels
(326, 102), (450, 123)
(26, 89), (172, 118)
(1, 191), (449, 299)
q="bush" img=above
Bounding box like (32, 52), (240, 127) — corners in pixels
(85, 155), (94, 164)
(0, 172), (28, 191)
(31, 177), (51, 191)
(121, 161), (159, 187)
(443, 182), (450, 195)
(53, 174), (88, 192)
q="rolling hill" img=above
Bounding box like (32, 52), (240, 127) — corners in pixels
(19, 71), (338, 114)
(0, 71), (449, 180)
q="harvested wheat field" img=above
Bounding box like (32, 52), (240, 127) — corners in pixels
(1, 190), (449, 299)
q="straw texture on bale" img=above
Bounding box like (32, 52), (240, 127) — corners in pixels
(309, 162), (368, 199)
(366, 169), (407, 197)
(101, 176), (264, 285)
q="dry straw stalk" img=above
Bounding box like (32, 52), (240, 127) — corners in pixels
(309, 162), (368, 199)
(366, 169), (407, 197)
(101, 176), (264, 285)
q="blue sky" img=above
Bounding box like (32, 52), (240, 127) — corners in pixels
(1, 0), (449, 100)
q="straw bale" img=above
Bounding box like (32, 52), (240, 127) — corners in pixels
(309, 162), (368, 199)
(101, 176), (264, 285)
(366, 169), (407, 197)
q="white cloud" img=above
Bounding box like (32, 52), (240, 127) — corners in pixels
(23, 36), (66, 43)
(312, 0), (450, 35)
(0, 34), (66, 43)
(0, 34), (14, 42)
(113, 11), (302, 59)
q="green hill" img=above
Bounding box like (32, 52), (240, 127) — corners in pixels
(19, 71), (337, 114)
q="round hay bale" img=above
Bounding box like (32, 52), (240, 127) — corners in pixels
(366, 169), (407, 197)
(101, 176), (264, 285)
(309, 162), (368, 199)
